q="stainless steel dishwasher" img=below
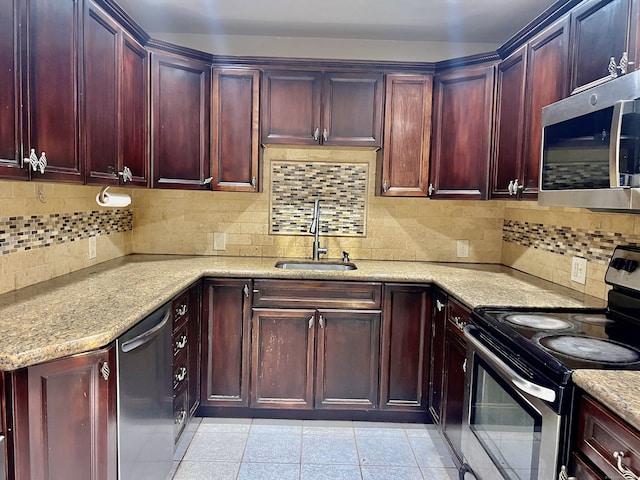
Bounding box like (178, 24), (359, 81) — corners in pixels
(116, 303), (173, 480)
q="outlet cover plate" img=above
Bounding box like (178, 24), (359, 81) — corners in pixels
(571, 256), (587, 284)
(88, 237), (97, 259)
(213, 232), (226, 250)
(457, 240), (469, 258)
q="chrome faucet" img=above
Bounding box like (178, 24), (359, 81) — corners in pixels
(309, 199), (327, 261)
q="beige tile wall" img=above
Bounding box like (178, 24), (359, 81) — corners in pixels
(132, 147), (505, 263)
(502, 201), (640, 300)
(0, 181), (133, 294)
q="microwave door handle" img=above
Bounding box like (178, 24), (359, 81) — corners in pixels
(464, 326), (556, 403)
(610, 100), (635, 187)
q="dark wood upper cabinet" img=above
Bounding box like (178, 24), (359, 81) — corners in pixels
(23, 0), (84, 183)
(201, 279), (252, 408)
(85, 3), (148, 186)
(151, 51), (211, 189)
(380, 74), (432, 196)
(261, 70), (383, 147)
(212, 68), (260, 192)
(570, 0), (633, 93)
(321, 72), (384, 147)
(522, 16), (570, 193)
(261, 70), (322, 145)
(430, 63), (495, 200)
(491, 45), (528, 199)
(0, 0), (26, 180)
(11, 347), (116, 480)
(380, 284), (431, 411)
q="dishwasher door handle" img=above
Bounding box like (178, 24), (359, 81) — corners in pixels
(121, 309), (171, 353)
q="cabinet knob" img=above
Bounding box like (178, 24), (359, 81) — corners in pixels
(308, 315), (314, 329)
(100, 362), (110, 381)
(436, 299), (445, 312)
(428, 183), (434, 196)
(251, 177), (256, 189)
(119, 166), (133, 183)
(175, 366), (187, 383)
(244, 284), (250, 298)
(175, 334), (188, 352)
(382, 180), (388, 193)
(322, 128), (328, 142)
(313, 128), (320, 142)
(319, 314), (325, 328)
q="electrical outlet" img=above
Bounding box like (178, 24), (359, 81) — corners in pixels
(571, 256), (587, 284)
(456, 240), (469, 258)
(213, 232), (226, 250)
(88, 236), (97, 259)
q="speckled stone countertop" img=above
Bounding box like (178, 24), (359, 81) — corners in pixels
(0, 254), (605, 372)
(572, 370), (640, 431)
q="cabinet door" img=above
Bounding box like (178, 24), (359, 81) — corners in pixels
(430, 63), (495, 200)
(322, 72), (383, 147)
(250, 308), (315, 409)
(429, 290), (447, 425)
(17, 348), (116, 480)
(442, 326), (466, 464)
(381, 74), (432, 196)
(522, 16), (570, 194)
(315, 310), (380, 409)
(187, 282), (202, 415)
(202, 279), (251, 407)
(212, 68), (260, 192)
(0, 0), (27, 180)
(84, 2), (119, 184)
(261, 70), (321, 145)
(25, 0), (83, 183)
(491, 45), (527, 199)
(119, 32), (149, 187)
(570, 0), (632, 93)
(151, 52), (211, 189)
(380, 284), (431, 410)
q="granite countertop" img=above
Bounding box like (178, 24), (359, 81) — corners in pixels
(0, 254), (605, 371)
(572, 370), (640, 431)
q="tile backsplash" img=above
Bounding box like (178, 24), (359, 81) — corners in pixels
(270, 161), (367, 236)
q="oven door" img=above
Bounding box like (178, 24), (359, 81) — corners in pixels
(462, 326), (562, 480)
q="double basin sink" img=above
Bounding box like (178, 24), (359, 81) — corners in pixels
(274, 260), (357, 271)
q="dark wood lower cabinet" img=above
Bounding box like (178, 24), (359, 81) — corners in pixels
(201, 279), (252, 407)
(315, 310), (380, 409)
(428, 290), (447, 423)
(441, 323), (467, 464)
(250, 308), (315, 409)
(380, 284), (431, 411)
(11, 347), (116, 480)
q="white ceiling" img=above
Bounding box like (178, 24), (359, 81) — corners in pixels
(116, 0), (559, 44)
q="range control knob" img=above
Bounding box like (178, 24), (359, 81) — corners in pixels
(623, 259), (638, 273)
(611, 257), (626, 270)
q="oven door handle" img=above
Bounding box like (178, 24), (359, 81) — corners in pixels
(464, 325), (557, 403)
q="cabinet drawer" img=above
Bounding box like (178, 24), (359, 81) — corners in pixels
(253, 280), (382, 309)
(577, 395), (640, 479)
(172, 291), (190, 327)
(447, 298), (471, 340)
(173, 322), (189, 358)
(173, 389), (188, 442)
(173, 352), (189, 392)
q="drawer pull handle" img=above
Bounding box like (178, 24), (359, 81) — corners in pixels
(175, 410), (187, 425)
(614, 451), (639, 480)
(175, 367), (187, 383)
(175, 335), (187, 350)
(176, 304), (188, 317)
(436, 299), (445, 312)
(308, 316), (314, 329)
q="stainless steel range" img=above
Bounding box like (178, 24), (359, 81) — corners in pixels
(460, 245), (640, 480)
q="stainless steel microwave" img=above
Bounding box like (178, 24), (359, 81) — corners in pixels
(539, 69), (640, 211)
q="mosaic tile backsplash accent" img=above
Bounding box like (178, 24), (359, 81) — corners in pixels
(271, 162), (367, 236)
(0, 210), (133, 255)
(503, 219), (639, 264)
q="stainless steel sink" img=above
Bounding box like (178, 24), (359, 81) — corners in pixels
(274, 260), (357, 271)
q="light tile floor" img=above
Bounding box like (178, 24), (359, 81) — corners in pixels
(169, 418), (458, 480)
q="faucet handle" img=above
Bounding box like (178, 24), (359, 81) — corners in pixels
(342, 251), (350, 262)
